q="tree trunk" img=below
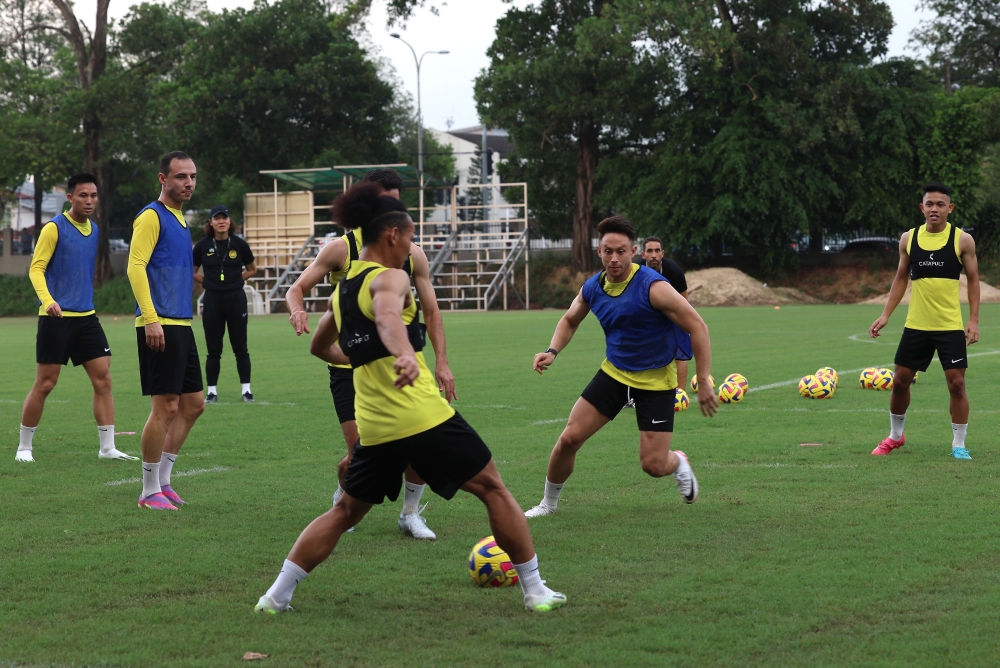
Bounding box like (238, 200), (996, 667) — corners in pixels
(94, 163), (115, 283)
(809, 222), (824, 255)
(33, 175), (43, 242)
(572, 122), (598, 273)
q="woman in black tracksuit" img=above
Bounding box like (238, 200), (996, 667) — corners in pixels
(193, 204), (257, 403)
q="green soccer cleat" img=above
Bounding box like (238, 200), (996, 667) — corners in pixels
(524, 590), (567, 613)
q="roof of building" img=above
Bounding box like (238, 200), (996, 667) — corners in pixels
(447, 126), (512, 160)
(259, 164), (449, 191)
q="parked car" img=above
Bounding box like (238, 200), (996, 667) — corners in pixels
(108, 238), (130, 252)
(841, 237), (896, 253)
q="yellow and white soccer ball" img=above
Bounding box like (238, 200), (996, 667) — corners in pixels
(724, 373), (749, 393)
(799, 374), (834, 399)
(718, 381), (745, 404)
(859, 367), (879, 389)
(468, 536), (519, 588)
(873, 368), (894, 391)
(816, 367), (838, 388)
(674, 388), (690, 412)
(691, 374), (715, 392)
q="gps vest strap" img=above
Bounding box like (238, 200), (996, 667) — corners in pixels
(909, 224), (961, 281)
(338, 266), (426, 368)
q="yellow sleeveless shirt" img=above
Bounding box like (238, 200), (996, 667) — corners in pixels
(905, 223), (964, 331)
(326, 229), (362, 369)
(333, 260), (454, 445)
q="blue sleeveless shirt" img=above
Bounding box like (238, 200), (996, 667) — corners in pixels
(134, 201), (194, 320)
(42, 214), (98, 312)
(581, 265), (693, 372)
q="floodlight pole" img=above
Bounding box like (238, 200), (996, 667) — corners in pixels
(390, 34), (448, 178)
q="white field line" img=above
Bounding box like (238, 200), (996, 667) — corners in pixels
(848, 333), (880, 344)
(530, 418), (566, 425)
(747, 348), (1000, 393)
(454, 404), (527, 410)
(104, 466), (231, 487)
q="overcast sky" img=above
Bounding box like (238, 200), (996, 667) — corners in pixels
(75, 0), (933, 134)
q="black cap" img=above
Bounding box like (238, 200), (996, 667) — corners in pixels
(210, 204), (229, 218)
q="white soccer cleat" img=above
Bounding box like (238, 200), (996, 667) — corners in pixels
(399, 503), (436, 540)
(99, 448), (139, 461)
(524, 502), (557, 518)
(673, 450), (698, 504)
(15, 449), (34, 463)
(524, 588), (567, 612)
(254, 594), (292, 614)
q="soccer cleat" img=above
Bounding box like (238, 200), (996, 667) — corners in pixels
(673, 450), (698, 503)
(872, 434), (905, 456)
(137, 492), (178, 510)
(205, 393), (218, 404)
(524, 502), (557, 518)
(99, 448), (139, 461)
(524, 589), (567, 613)
(160, 485), (186, 505)
(254, 594), (292, 614)
(952, 447), (972, 460)
(15, 449), (34, 463)
(399, 503), (436, 539)
(242, 392), (255, 403)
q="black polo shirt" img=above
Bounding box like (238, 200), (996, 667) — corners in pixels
(637, 258), (687, 294)
(193, 234), (255, 292)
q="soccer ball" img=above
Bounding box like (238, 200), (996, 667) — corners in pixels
(690, 374), (715, 392)
(468, 536), (519, 588)
(674, 388), (690, 412)
(799, 374), (834, 399)
(859, 367), (878, 389)
(718, 381), (745, 404)
(816, 367), (838, 388)
(724, 373), (749, 392)
(873, 368), (894, 391)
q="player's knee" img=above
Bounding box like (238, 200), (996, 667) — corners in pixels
(188, 400), (205, 419)
(36, 378), (58, 395)
(640, 455), (670, 478)
(555, 430), (585, 453)
(947, 377), (966, 398)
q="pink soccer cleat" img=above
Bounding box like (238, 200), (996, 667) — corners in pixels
(872, 434), (905, 456)
(138, 492), (178, 510)
(160, 485), (186, 506)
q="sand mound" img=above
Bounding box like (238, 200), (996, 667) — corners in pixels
(685, 268), (822, 307)
(859, 274), (1000, 304)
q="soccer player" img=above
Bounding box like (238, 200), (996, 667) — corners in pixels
(126, 151), (206, 510)
(286, 170), (455, 540)
(640, 236), (690, 391)
(193, 205), (258, 403)
(869, 182), (980, 459)
(524, 216), (717, 517)
(15, 173), (135, 463)
(255, 202), (566, 614)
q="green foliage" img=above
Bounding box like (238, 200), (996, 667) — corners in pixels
(0, 274), (39, 316)
(92, 275), (139, 314)
(912, 0), (1000, 88)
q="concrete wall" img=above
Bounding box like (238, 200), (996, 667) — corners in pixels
(1, 229), (129, 276)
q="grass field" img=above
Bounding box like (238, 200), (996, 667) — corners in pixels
(2, 304), (1000, 667)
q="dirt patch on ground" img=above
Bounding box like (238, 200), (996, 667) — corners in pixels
(686, 268), (822, 306)
(859, 273), (1000, 304)
(770, 264), (897, 303)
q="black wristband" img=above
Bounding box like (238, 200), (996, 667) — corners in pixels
(545, 347), (559, 357)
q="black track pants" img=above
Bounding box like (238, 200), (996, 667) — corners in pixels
(202, 289), (251, 385)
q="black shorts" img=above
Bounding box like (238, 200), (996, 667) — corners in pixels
(580, 369), (675, 432)
(343, 413), (493, 504)
(36, 315), (110, 366)
(328, 366), (355, 423)
(136, 325), (204, 396)
(895, 328), (968, 372)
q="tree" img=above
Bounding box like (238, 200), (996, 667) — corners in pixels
(476, 0), (678, 272)
(912, 0), (1000, 89)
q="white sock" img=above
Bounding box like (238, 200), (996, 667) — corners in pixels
(952, 423), (968, 449)
(98, 425), (115, 454)
(542, 478), (564, 508)
(890, 413), (906, 441)
(266, 559), (308, 608)
(333, 484), (344, 505)
(142, 462), (161, 498)
(242, 383), (251, 394)
(159, 452), (177, 486)
(18, 424), (35, 452)
(402, 482), (425, 515)
(514, 554), (552, 598)
(208, 385), (217, 396)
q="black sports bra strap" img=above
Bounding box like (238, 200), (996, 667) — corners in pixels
(346, 230), (360, 261)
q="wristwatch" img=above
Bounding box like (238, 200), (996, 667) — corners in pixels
(544, 348), (559, 357)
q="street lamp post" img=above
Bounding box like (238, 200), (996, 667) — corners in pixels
(390, 33), (448, 178)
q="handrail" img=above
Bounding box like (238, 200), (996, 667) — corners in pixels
(483, 229), (529, 310)
(266, 234), (316, 307)
(427, 227), (460, 280)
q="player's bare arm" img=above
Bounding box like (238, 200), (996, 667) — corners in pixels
(870, 231), (911, 339)
(370, 269), (419, 388)
(309, 309), (350, 366)
(533, 289), (590, 374)
(286, 237), (348, 336)
(242, 261), (258, 281)
(648, 280), (717, 417)
(961, 232), (980, 345)
(410, 244), (456, 400)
